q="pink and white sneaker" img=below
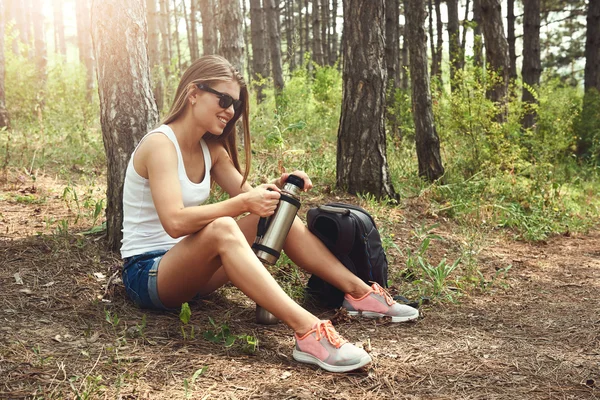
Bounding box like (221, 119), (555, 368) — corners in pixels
(293, 320), (372, 373)
(343, 283), (419, 322)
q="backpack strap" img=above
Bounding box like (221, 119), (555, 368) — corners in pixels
(307, 205), (356, 255)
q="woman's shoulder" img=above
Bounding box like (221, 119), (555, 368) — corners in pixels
(205, 139), (228, 164)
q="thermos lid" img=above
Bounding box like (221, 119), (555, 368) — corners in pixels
(286, 174), (305, 189)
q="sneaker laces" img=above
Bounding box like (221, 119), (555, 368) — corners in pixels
(314, 320), (347, 349)
(371, 282), (395, 306)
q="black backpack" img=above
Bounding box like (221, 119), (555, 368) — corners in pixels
(306, 203), (389, 308)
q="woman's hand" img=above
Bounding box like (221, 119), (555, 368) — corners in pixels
(275, 170), (313, 192)
(242, 184), (281, 217)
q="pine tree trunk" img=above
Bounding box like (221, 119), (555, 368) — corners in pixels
(447, 0), (461, 91)
(159, 0), (171, 77)
(189, 0), (199, 61)
(507, 0), (517, 80)
(298, 0), (304, 60)
(400, 0), (409, 90)
(321, 0), (329, 64)
(76, 0), (94, 102)
(304, 0), (310, 64)
(32, 0), (46, 75)
(53, 0), (66, 56)
(434, 0), (443, 83)
(312, 0), (324, 65)
(461, 0), (470, 58)
(473, 0), (483, 67)
(337, 0), (395, 199)
(577, 0), (600, 159)
(428, 0), (437, 81)
(385, 0), (400, 89)
(330, 0), (338, 64)
(0, 0), (10, 129)
(521, 0), (541, 130)
(406, 0), (444, 181)
(172, 0), (182, 70)
(219, 0), (244, 72)
(91, 0), (159, 253)
(147, 0), (163, 111)
(285, 0), (295, 70)
(250, 0), (268, 102)
(198, 0), (218, 55)
(265, 0), (284, 92)
(480, 0), (509, 120)
(15, 0), (30, 57)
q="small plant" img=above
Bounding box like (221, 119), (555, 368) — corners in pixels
(179, 302), (195, 340)
(203, 317), (258, 354)
(104, 309), (120, 328)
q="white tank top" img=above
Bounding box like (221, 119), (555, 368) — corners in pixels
(120, 125), (212, 258)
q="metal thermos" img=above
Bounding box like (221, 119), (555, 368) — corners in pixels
(252, 174), (304, 265)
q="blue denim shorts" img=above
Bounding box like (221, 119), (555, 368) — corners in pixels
(122, 250), (170, 310)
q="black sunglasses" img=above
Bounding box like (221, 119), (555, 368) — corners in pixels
(196, 83), (243, 112)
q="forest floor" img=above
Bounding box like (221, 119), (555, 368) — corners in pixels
(0, 171), (599, 400)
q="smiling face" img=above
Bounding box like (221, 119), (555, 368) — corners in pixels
(191, 80), (241, 136)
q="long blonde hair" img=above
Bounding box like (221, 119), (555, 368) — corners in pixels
(162, 55), (251, 187)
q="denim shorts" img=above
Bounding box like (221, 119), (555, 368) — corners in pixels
(122, 250), (170, 310)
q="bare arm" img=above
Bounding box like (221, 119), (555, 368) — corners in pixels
(136, 135), (280, 238)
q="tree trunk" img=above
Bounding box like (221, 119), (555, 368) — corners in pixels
(189, 0), (199, 61)
(172, 0), (182, 70)
(406, 0), (444, 181)
(242, 0), (252, 78)
(577, 0), (600, 159)
(32, 0), (46, 73)
(147, 0), (163, 111)
(400, 0), (409, 90)
(304, 0), (310, 64)
(218, 0), (245, 73)
(330, 0), (338, 64)
(250, 0), (268, 102)
(0, 0), (10, 129)
(159, 0), (171, 77)
(285, 0), (295, 70)
(507, 0), (517, 80)
(521, 0), (541, 130)
(14, 0), (30, 57)
(299, 0), (304, 61)
(428, 0), (437, 81)
(461, 0), (470, 58)
(385, 0), (400, 89)
(53, 0), (66, 56)
(337, 0), (395, 199)
(434, 0), (443, 83)
(265, 0), (284, 92)
(447, 0), (461, 91)
(198, 0), (218, 55)
(76, 0), (94, 102)
(473, 0), (483, 67)
(91, 0), (160, 253)
(312, 0), (324, 65)
(321, 0), (329, 64)
(480, 0), (509, 120)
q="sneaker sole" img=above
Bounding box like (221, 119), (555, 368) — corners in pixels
(292, 349), (372, 373)
(347, 310), (419, 322)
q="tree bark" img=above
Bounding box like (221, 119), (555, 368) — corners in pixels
(330, 0), (338, 64)
(250, 0), (268, 102)
(473, 0), (483, 67)
(53, 0), (66, 56)
(480, 0), (509, 120)
(521, 0), (541, 130)
(577, 0), (600, 159)
(147, 0), (163, 110)
(385, 0), (400, 89)
(337, 0), (395, 199)
(32, 0), (46, 78)
(406, 0), (444, 181)
(172, 0), (182, 70)
(0, 0), (10, 129)
(428, 0), (437, 81)
(91, 0), (160, 253)
(242, 0), (252, 78)
(76, 0), (94, 102)
(285, 0), (295, 70)
(159, 0), (171, 77)
(312, 0), (324, 65)
(507, 0), (517, 80)
(218, 0), (245, 73)
(400, 0), (409, 90)
(304, 0), (310, 64)
(434, 0), (443, 83)
(447, 0), (462, 91)
(321, 0), (329, 64)
(198, 0), (218, 55)
(189, 0), (199, 61)
(265, 0), (284, 92)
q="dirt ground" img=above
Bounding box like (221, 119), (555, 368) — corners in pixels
(1, 172), (599, 399)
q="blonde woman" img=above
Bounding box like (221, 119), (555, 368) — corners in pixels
(120, 55), (418, 373)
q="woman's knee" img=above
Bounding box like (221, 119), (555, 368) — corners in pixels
(207, 217), (245, 248)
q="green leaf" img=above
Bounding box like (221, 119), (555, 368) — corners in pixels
(179, 303), (191, 325)
(191, 366), (208, 384)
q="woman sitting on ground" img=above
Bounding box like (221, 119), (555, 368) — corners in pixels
(120, 55), (418, 373)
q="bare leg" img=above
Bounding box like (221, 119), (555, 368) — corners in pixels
(155, 217), (318, 334)
(236, 215), (371, 298)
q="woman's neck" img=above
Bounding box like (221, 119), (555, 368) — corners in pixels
(168, 113), (207, 151)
